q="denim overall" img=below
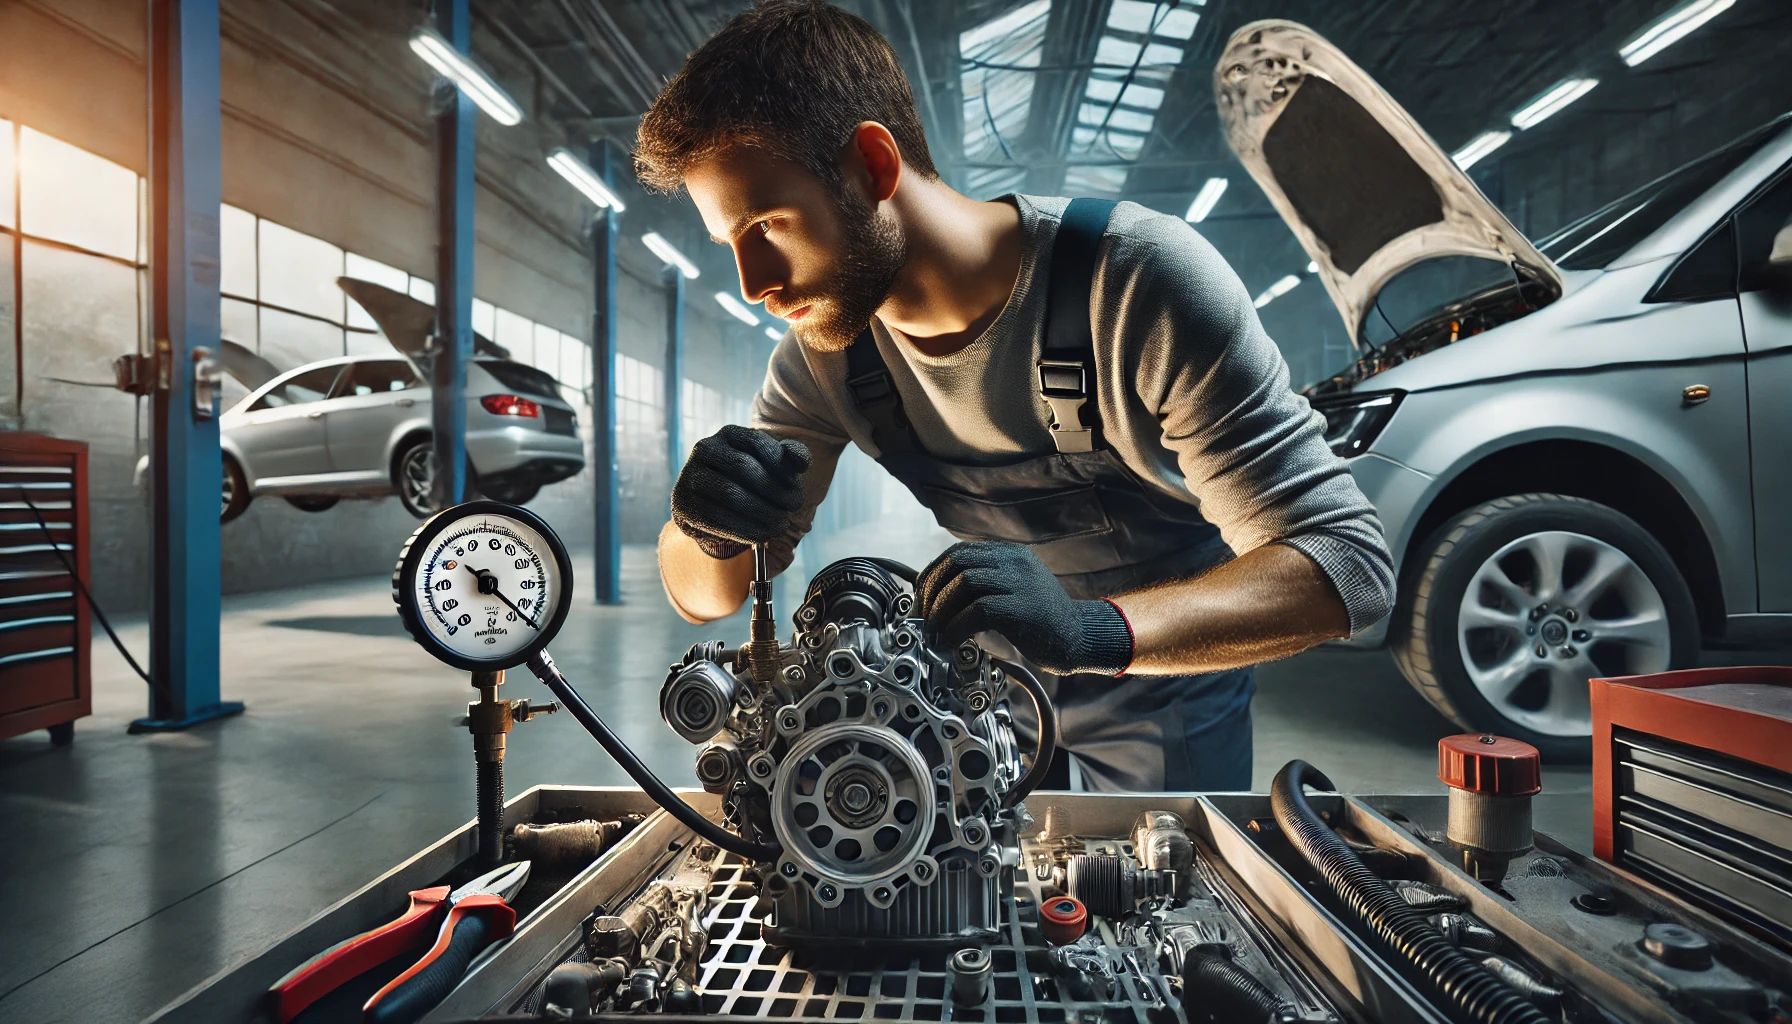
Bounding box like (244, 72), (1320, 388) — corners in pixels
(842, 199), (1254, 792)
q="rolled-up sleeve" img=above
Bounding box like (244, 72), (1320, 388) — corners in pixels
(748, 334), (851, 578)
(1107, 218), (1395, 635)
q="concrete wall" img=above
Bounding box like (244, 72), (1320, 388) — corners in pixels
(0, 0), (769, 612)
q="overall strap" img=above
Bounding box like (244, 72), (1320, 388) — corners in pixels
(844, 328), (921, 457)
(1038, 198), (1117, 453)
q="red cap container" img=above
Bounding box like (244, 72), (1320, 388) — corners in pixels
(1040, 895), (1087, 944)
(1438, 734), (1541, 797)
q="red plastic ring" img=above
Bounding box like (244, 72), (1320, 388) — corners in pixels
(1040, 894), (1087, 944)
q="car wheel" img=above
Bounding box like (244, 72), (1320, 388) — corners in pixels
(222, 456), (250, 523)
(284, 495), (340, 513)
(478, 478), (540, 506)
(1390, 493), (1698, 762)
(394, 441), (482, 518)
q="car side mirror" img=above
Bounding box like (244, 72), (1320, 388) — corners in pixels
(1763, 223), (1792, 296)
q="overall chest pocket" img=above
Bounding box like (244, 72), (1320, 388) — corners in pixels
(918, 484), (1113, 545)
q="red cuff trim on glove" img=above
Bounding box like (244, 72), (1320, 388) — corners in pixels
(1101, 597), (1135, 677)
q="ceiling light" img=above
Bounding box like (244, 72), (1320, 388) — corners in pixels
(1510, 78), (1599, 130)
(764, 326), (784, 342)
(960, 0), (1050, 52)
(547, 147), (626, 211)
(715, 292), (760, 326)
(1185, 177), (1228, 222)
(642, 232), (699, 279)
(1620, 0), (1734, 66)
(409, 27), (522, 126)
(1307, 260), (1319, 274)
(1452, 130), (1512, 170)
(1252, 274), (1301, 309)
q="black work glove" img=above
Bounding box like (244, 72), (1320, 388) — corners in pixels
(916, 541), (1134, 676)
(671, 425), (811, 560)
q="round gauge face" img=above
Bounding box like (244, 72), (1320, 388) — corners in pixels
(393, 501), (574, 671)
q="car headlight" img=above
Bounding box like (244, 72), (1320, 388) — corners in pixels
(1311, 390), (1403, 457)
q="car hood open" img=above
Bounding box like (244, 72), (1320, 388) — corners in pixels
(336, 277), (509, 362)
(1214, 20), (1561, 349)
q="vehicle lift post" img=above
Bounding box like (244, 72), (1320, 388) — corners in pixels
(428, 0), (475, 513)
(589, 139), (622, 605)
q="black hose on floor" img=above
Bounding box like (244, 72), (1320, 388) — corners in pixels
(995, 658), (1058, 807)
(526, 651), (782, 863)
(476, 758), (505, 868)
(1269, 761), (1550, 1024)
(1181, 948), (1290, 1024)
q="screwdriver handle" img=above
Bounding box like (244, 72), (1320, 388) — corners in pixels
(362, 895), (516, 1024)
(270, 886), (451, 1024)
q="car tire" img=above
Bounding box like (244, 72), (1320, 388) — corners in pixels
(478, 478), (540, 506)
(284, 495), (340, 513)
(394, 440), (481, 519)
(222, 456), (250, 523)
(1390, 493), (1698, 762)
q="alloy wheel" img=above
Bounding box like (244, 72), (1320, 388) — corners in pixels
(1456, 530), (1671, 736)
(221, 466), (236, 517)
(402, 447), (439, 515)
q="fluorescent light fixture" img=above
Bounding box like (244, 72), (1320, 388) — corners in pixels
(1510, 78), (1599, 130)
(409, 27), (522, 126)
(1185, 177), (1228, 222)
(547, 147), (626, 212)
(642, 232), (699, 279)
(960, 0), (1050, 51)
(1620, 0), (1734, 66)
(764, 326), (784, 342)
(1307, 260), (1319, 274)
(1452, 130), (1512, 170)
(715, 291), (760, 326)
(1252, 274), (1301, 309)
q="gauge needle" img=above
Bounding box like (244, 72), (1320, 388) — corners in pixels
(463, 564), (540, 629)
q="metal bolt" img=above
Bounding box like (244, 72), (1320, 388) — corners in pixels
(964, 826), (984, 845)
(967, 692), (989, 713)
(1535, 644), (1548, 658)
(1572, 629), (1591, 643)
(842, 782), (873, 813)
(783, 665), (804, 683)
(873, 701), (889, 717)
(818, 883), (838, 901)
(1526, 625), (1536, 636)
(799, 604), (818, 623)
(1559, 645), (1578, 658)
(956, 642), (979, 666)
(782, 862), (799, 877)
(914, 862), (931, 879)
(1562, 608), (1578, 622)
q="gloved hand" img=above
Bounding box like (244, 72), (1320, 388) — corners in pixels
(916, 541), (1133, 676)
(671, 425), (811, 560)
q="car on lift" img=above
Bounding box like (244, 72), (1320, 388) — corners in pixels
(1217, 21), (1792, 758)
(212, 352), (583, 522)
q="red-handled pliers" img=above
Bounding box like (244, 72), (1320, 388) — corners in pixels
(270, 859), (531, 1024)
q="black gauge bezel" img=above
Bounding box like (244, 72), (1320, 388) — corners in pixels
(392, 500), (575, 671)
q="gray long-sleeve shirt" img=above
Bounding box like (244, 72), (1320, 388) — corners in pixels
(750, 194), (1395, 635)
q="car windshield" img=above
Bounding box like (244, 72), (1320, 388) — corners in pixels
(1535, 117), (1790, 270)
(477, 359), (562, 400)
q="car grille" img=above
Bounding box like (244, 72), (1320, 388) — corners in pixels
(543, 407), (576, 436)
(1613, 728), (1792, 950)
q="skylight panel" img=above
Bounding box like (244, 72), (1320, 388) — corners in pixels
(960, 0), (1051, 51)
(1154, 8), (1200, 40)
(959, 0), (1053, 192)
(1095, 36), (1143, 66)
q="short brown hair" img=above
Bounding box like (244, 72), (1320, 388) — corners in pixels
(634, 1), (938, 194)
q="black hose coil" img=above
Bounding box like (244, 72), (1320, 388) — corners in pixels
(994, 658), (1058, 808)
(1269, 761), (1550, 1024)
(1181, 948), (1290, 1024)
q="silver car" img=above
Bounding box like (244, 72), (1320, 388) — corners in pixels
(1218, 22), (1792, 758)
(208, 353), (584, 522)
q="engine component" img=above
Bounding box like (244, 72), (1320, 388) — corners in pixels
(1480, 956), (1564, 1012)
(1132, 810), (1195, 887)
(948, 947), (993, 1005)
(1067, 853), (1176, 918)
(1439, 733), (1540, 886)
(1433, 912), (1500, 952)
(1181, 947), (1294, 1024)
(540, 958), (627, 1017)
(509, 816), (640, 868)
(657, 557), (1031, 942)
(1040, 894), (1088, 944)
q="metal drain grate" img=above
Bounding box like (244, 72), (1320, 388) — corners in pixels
(691, 857), (1178, 1023)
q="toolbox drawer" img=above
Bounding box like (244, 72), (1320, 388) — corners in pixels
(144, 786), (714, 1024)
(0, 435), (90, 739)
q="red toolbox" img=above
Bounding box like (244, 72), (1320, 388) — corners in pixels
(1592, 666), (1792, 950)
(0, 432), (90, 743)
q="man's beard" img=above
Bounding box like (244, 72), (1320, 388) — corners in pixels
(786, 185), (906, 354)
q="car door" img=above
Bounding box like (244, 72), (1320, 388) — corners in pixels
(324, 359), (423, 476)
(228, 364), (345, 482)
(1737, 167), (1792, 610)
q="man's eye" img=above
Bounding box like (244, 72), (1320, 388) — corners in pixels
(757, 220), (771, 235)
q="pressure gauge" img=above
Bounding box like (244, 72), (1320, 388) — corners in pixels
(393, 501), (574, 671)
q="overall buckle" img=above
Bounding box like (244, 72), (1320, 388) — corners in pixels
(1037, 359), (1093, 454)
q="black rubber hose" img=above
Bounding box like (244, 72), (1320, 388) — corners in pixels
(1181, 948), (1289, 1024)
(867, 557), (919, 583)
(527, 651), (782, 863)
(995, 658), (1058, 807)
(1269, 761), (1550, 1024)
(476, 758), (505, 868)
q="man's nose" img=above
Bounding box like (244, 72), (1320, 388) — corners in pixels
(733, 240), (785, 306)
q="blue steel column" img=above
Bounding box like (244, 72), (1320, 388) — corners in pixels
(430, 0), (475, 510)
(664, 265), (685, 477)
(590, 140), (621, 604)
(135, 0), (241, 732)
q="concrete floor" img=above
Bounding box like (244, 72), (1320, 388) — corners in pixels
(0, 538), (1610, 1023)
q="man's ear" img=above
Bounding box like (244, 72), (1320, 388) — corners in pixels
(844, 122), (902, 204)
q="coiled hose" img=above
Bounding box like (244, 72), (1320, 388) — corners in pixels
(527, 651), (782, 863)
(1269, 761), (1550, 1024)
(994, 658), (1059, 807)
(1181, 948), (1290, 1024)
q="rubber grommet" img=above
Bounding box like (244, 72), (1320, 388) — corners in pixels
(1040, 895), (1088, 944)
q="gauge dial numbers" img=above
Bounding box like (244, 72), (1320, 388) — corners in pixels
(393, 501), (574, 671)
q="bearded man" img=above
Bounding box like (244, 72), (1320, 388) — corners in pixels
(635, 0), (1394, 792)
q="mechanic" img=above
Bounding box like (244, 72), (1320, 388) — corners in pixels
(634, 1), (1395, 792)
